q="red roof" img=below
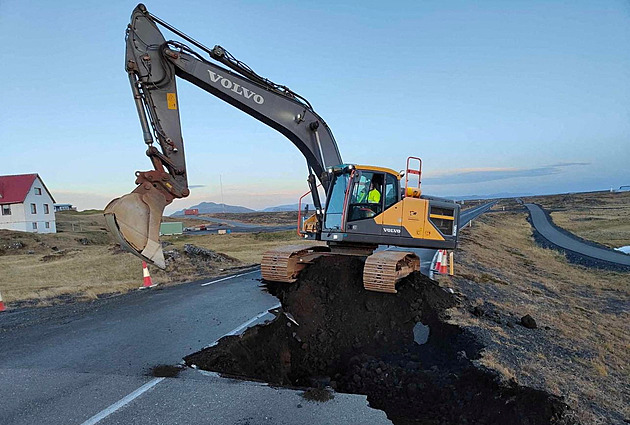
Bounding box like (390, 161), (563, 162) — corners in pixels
(0, 174), (54, 205)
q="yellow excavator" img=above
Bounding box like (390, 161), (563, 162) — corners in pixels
(105, 4), (460, 293)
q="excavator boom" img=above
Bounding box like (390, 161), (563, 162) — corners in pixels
(105, 4), (342, 267)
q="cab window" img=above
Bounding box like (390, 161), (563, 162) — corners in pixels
(323, 173), (349, 230)
(384, 173), (398, 209)
(348, 171), (383, 222)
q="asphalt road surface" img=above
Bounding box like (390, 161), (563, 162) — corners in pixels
(0, 202), (495, 425)
(0, 271), (389, 425)
(525, 203), (630, 267)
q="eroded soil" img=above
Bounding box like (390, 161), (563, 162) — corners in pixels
(185, 256), (575, 424)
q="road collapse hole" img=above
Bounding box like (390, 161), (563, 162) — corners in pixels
(185, 256), (572, 424)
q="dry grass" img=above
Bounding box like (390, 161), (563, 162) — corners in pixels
(0, 211), (314, 306)
(479, 350), (516, 382)
(0, 246), (140, 304)
(525, 191), (630, 248)
(442, 206), (630, 423)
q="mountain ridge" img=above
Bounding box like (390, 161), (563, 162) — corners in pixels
(171, 193), (534, 216)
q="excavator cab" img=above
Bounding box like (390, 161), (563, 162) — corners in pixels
(319, 165), (386, 230)
(303, 160), (458, 251)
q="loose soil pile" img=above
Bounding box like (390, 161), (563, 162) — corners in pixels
(185, 256), (575, 424)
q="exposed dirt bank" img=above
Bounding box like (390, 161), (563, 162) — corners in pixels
(185, 256), (575, 424)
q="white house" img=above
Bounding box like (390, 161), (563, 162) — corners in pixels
(0, 174), (57, 233)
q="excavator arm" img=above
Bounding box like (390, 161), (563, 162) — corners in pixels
(105, 4), (342, 267)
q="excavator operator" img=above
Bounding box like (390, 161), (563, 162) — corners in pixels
(368, 182), (381, 204)
(354, 176), (382, 218)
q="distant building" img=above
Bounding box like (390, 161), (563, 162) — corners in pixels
(54, 203), (77, 212)
(160, 222), (183, 235)
(0, 174), (57, 233)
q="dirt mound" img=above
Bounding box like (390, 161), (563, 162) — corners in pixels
(185, 256), (574, 424)
(40, 249), (79, 262)
(182, 244), (239, 263)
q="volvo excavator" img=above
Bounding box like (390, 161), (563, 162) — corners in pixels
(105, 4), (460, 293)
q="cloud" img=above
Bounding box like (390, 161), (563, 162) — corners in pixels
(547, 162), (590, 167)
(423, 162), (590, 185)
(188, 184), (206, 189)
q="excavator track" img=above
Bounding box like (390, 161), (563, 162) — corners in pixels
(261, 245), (330, 283)
(363, 250), (420, 293)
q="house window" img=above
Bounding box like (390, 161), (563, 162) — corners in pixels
(35, 188), (42, 195)
(32, 222), (38, 230)
(45, 222), (50, 229)
(44, 204), (50, 214)
(1, 205), (10, 215)
(31, 203), (37, 214)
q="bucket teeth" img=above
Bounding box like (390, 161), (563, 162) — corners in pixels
(261, 245), (330, 282)
(363, 251), (420, 293)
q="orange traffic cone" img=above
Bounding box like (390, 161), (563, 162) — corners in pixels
(0, 291), (6, 312)
(140, 261), (156, 289)
(440, 250), (448, 275)
(434, 250), (443, 274)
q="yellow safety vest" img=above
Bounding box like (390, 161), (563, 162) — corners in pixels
(368, 189), (380, 203)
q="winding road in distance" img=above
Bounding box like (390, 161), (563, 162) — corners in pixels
(525, 203), (630, 267)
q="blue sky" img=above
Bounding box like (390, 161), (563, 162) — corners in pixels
(2, 0), (629, 213)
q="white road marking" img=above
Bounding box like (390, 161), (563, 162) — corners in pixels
(80, 377), (165, 425)
(80, 302), (282, 424)
(201, 269), (259, 286)
(225, 303), (281, 336)
(203, 303), (282, 349)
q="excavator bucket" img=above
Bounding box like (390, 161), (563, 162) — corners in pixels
(104, 185), (170, 269)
